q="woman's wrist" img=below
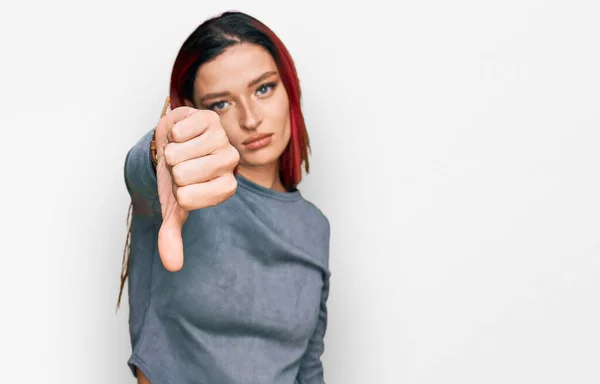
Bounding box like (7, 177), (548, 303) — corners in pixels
(151, 97), (171, 171)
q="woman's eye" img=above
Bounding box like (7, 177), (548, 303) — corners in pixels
(256, 83), (276, 96)
(209, 101), (229, 111)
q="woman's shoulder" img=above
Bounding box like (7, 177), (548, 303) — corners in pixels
(297, 197), (331, 241)
(297, 198), (331, 274)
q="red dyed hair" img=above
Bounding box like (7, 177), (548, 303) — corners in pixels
(168, 11), (310, 191)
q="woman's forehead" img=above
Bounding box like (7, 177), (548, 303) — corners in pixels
(195, 43), (278, 90)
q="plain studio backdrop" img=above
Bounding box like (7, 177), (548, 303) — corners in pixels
(1, 0), (599, 383)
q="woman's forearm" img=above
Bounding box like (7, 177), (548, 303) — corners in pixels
(124, 128), (160, 216)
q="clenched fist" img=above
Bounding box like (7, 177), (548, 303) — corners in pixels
(154, 106), (239, 272)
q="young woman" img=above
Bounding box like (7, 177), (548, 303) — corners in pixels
(120, 11), (331, 384)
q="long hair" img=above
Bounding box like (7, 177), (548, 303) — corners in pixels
(117, 11), (311, 308)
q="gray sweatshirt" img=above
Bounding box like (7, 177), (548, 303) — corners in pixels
(123, 128), (331, 384)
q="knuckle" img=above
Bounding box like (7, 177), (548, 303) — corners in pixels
(175, 188), (193, 211)
(209, 125), (227, 146)
(184, 106), (197, 118)
(231, 146), (240, 160)
(170, 164), (184, 185)
(216, 126), (228, 142)
(163, 144), (174, 165)
(170, 124), (184, 142)
(229, 147), (240, 167)
(226, 174), (238, 194)
(204, 109), (220, 122)
(174, 186), (184, 203)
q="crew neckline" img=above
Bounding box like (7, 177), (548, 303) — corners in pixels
(235, 173), (302, 202)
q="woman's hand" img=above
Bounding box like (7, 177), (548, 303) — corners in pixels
(154, 106), (239, 272)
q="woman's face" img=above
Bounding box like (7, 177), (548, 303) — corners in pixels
(189, 42), (291, 170)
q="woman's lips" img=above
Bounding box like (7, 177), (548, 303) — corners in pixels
(243, 133), (273, 150)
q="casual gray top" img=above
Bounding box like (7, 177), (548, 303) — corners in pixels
(123, 128), (331, 384)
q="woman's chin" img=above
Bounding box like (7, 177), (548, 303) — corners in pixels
(240, 148), (283, 168)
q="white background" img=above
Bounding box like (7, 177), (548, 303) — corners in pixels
(1, 0), (599, 383)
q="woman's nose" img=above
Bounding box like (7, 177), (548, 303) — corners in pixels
(238, 99), (263, 131)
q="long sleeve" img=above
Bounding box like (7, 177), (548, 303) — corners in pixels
(295, 271), (330, 384)
(124, 128), (161, 217)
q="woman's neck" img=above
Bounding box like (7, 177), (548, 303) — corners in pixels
(236, 162), (287, 192)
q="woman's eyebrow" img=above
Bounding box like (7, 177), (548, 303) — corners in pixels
(247, 70), (278, 87)
(200, 91), (230, 103)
